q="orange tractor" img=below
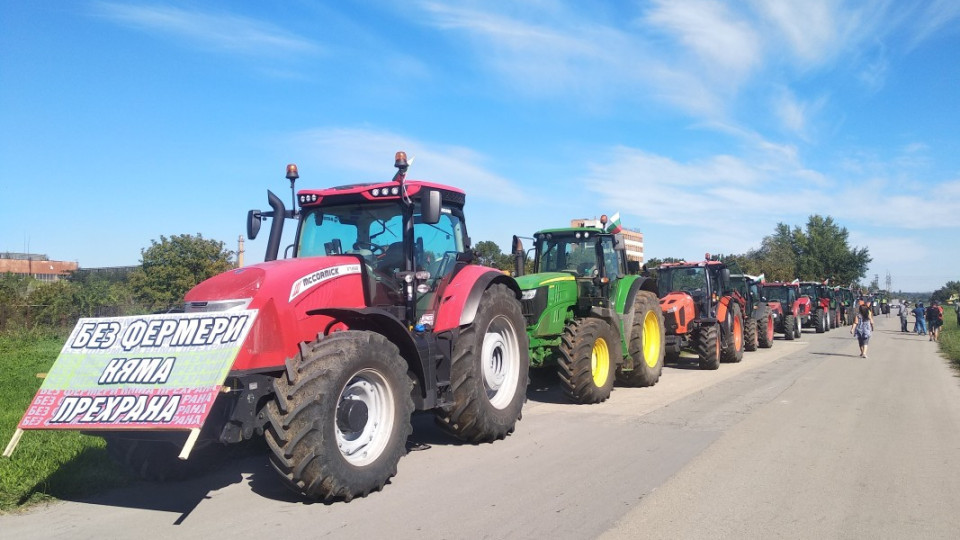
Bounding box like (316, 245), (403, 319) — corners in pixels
(657, 256), (744, 369)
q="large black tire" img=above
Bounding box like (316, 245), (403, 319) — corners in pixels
(558, 318), (616, 403)
(794, 315), (802, 339)
(743, 315), (758, 352)
(435, 283), (528, 442)
(758, 314), (775, 348)
(264, 331), (414, 502)
(814, 309), (826, 333)
(103, 434), (226, 482)
(720, 303), (744, 363)
(696, 323), (721, 370)
(783, 314), (796, 340)
(616, 291), (666, 387)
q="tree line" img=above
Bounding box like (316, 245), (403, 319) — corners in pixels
(0, 234), (232, 333)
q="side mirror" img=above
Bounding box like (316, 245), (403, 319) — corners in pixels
(626, 260), (640, 274)
(721, 268), (731, 289)
(247, 210), (262, 240)
(512, 235), (525, 277)
(421, 189), (441, 225)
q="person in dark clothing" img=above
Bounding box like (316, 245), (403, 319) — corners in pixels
(913, 303), (927, 335)
(899, 302), (909, 332)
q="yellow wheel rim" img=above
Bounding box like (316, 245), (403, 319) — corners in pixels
(642, 310), (661, 368)
(591, 337), (610, 387)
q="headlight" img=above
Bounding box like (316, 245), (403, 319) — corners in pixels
(521, 289), (538, 301)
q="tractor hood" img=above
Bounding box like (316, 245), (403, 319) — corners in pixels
(514, 272), (576, 291)
(659, 291), (697, 335)
(185, 256), (369, 371)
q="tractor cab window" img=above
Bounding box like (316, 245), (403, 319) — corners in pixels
(296, 201), (466, 286)
(600, 236), (621, 282)
(658, 267), (707, 298)
(799, 284), (817, 299)
(537, 235), (600, 277)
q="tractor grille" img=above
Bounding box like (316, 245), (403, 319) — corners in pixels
(521, 286), (549, 326)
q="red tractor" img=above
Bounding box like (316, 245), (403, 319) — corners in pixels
(107, 153), (529, 501)
(657, 257), (744, 369)
(760, 281), (811, 340)
(799, 281), (834, 333)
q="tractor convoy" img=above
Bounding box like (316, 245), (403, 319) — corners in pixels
(5, 152), (871, 503)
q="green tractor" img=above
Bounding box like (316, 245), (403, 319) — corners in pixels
(511, 223), (665, 404)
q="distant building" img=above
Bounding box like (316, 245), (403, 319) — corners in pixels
(570, 218), (644, 263)
(0, 252), (78, 282)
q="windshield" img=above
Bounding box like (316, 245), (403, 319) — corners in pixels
(799, 284), (818, 298)
(762, 286), (793, 304)
(536, 235), (600, 276)
(658, 266), (707, 297)
(297, 201), (466, 281)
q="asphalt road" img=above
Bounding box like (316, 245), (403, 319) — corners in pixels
(3, 314), (960, 539)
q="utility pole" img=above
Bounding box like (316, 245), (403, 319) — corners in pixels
(237, 235), (245, 268)
(885, 271), (892, 292)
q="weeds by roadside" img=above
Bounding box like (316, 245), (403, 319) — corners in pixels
(0, 332), (130, 512)
(941, 310), (960, 368)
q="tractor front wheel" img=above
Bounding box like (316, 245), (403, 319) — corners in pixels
(264, 331), (414, 502)
(436, 284), (528, 441)
(696, 323), (721, 370)
(616, 291), (665, 387)
(758, 314), (775, 348)
(783, 314), (796, 340)
(720, 303), (744, 363)
(744, 315), (758, 352)
(559, 318), (617, 403)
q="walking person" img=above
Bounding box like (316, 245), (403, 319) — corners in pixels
(899, 302), (909, 332)
(851, 300), (875, 358)
(914, 302), (927, 335)
(926, 302), (939, 341)
(930, 301), (944, 343)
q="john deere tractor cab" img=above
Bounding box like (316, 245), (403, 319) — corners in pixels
(512, 218), (665, 404)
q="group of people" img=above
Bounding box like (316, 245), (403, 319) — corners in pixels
(853, 298), (953, 359)
(897, 300), (947, 342)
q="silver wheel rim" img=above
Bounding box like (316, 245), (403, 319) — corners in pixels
(336, 368), (395, 466)
(481, 314), (521, 410)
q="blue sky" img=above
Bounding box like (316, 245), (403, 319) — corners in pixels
(2, 1), (959, 292)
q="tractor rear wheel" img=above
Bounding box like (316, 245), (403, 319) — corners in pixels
(720, 303), (744, 363)
(558, 318), (616, 403)
(436, 284), (528, 442)
(758, 314), (775, 348)
(743, 315), (758, 352)
(696, 323), (721, 370)
(616, 291), (665, 387)
(264, 331), (414, 502)
(814, 309), (826, 333)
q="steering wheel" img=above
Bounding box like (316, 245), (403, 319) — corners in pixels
(353, 241), (384, 255)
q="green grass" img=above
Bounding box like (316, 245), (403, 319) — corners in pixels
(941, 310), (960, 366)
(0, 331), (131, 513)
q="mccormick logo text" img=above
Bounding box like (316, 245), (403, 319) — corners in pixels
(289, 264), (361, 301)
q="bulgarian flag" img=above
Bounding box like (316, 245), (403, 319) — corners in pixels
(605, 212), (622, 234)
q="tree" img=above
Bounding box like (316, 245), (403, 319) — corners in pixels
(931, 280), (960, 304)
(473, 240), (514, 271)
(129, 233), (234, 311)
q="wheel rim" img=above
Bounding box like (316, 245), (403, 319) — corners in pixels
(335, 368), (394, 467)
(642, 310), (661, 368)
(481, 314), (521, 410)
(591, 336), (611, 386)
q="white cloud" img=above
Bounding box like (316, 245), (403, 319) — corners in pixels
(288, 127), (527, 204)
(92, 2), (320, 57)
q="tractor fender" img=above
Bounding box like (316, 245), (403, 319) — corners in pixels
(432, 265), (522, 333)
(614, 276), (657, 348)
(307, 307), (424, 387)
